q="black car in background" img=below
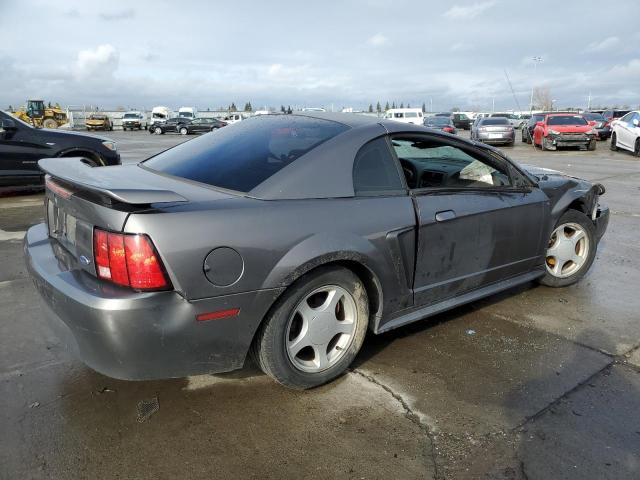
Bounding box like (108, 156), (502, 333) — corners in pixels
(451, 113), (472, 130)
(423, 116), (457, 134)
(0, 110), (120, 187)
(180, 117), (228, 135)
(582, 112), (611, 140)
(602, 109), (631, 125)
(150, 117), (190, 134)
(522, 113), (546, 143)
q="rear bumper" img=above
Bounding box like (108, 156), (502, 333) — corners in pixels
(595, 205), (609, 242)
(25, 223), (283, 380)
(478, 132), (514, 144)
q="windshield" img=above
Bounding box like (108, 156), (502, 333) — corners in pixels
(2, 111), (33, 128)
(547, 115), (587, 126)
(123, 113), (139, 118)
(144, 115), (349, 193)
(89, 115), (107, 120)
(582, 113), (604, 121)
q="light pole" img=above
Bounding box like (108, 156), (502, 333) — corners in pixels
(529, 56), (543, 112)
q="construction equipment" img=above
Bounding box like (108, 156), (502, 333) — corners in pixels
(12, 100), (67, 129)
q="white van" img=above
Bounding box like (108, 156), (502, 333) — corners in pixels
(178, 107), (197, 120)
(384, 108), (424, 125)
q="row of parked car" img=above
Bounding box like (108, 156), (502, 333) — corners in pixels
(417, 109), (639, 154)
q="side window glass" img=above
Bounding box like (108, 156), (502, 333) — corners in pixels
(353, 137), (404, 195)
(391, 137), (511, 190)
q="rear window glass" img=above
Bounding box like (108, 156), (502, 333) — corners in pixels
(547, 115), (587, 126)
(144, 115), (349, 192)
(405, 112), (418, 118)
(481, 118), (509, 125)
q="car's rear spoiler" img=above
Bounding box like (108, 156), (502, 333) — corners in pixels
(39, 157), (188, 204)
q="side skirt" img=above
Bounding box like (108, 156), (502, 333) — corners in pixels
(375, 269), (544, 334)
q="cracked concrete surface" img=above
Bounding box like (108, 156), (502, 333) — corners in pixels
(1, 131), (639, 479)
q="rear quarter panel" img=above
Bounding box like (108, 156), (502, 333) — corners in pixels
(124, 195), (417, 316)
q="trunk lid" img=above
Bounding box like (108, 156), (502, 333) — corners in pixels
(39, 157), (237, 278)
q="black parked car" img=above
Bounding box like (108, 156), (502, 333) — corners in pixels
(179, 117), (228, 135)
(582, 112), (611, 140)
(522, 113), (546, 143)
(423, 116), (457, 134)
(0, 110), (120, 187)
(451, 113), (472, 130)
(150, 117), (190, 135)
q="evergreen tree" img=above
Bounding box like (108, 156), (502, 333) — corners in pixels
(399, 102), (404, 108)
(368, 104), (373, 113)
(407, 103), (410, 108)
(229, 102), (237, 112)
(385, 102), (390, 111)
(376, 102), (381, 113)
(287, 105), (292, 114)
(391, 102), (396, 109)
(244, 102), (252, 112)
(280, 105), (286, 113)
(422, 102), (426, 113)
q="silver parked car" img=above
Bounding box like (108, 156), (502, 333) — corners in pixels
(471, 117), (515, 146)
(25, 113), (609, 389)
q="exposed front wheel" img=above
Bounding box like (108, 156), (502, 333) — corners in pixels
(154, 127), (163, 135)
(180, 127), (188, 135)
(252, 266), (369, 389)
(610, 133), (618, 151)
(538, 210), (597, 287)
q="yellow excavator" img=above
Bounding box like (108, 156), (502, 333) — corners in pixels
(12, 100), (67, 129)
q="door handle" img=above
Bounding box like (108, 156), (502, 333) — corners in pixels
(435, 210), (456, 222)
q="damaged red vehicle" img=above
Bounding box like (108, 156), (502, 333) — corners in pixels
(533, 113), (597, 151)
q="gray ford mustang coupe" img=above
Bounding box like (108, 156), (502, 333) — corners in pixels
(25, 113), (609, 389)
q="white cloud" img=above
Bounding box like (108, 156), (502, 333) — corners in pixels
(450, 42), (472, 52)
(73, 44), (119, 80)
(443, 1), (496, 19)
(585, 36), (620, 53)
(367, 33), (389, 47)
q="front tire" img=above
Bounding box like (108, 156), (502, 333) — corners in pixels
(587, 138), (596, 151)
(610, 133), (618, 151)
(252, 266), (369, 389)
(154, 126), (163, 135)
(538, 210), (597, 288)
(180, 127), (188, 135)
(635, 138), (640, 157)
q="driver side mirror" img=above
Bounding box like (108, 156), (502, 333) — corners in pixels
(0, 118), (17, 134)
(1, 118), (17, 130)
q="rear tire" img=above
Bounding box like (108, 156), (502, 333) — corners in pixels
(610, 133), (618, 151)
(251, 266), (369, 389)
(538, 210), (597, 288)
(635, 138), (640, 157)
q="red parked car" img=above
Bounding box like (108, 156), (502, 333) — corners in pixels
(533, 113), (597, 151)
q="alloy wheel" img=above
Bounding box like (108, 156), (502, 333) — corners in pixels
(545, 222), (590, 278)
(285, 285), (357, 373)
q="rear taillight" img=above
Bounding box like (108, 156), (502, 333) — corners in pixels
(93, 228), (170, 291)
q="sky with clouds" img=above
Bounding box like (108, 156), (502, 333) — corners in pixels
(1, 0), (639, 112)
